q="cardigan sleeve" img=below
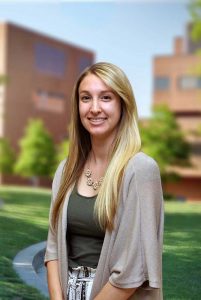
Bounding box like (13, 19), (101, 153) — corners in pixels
(108, 156), (164, 290)
(44, 159), (66, 265)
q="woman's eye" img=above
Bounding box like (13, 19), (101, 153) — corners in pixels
(101, 95), (111, 101)
(80, 96), (90, 102)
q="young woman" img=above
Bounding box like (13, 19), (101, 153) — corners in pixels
(44, 62), (164, 300)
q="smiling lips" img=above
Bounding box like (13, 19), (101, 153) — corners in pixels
(88, 117), (107, 124)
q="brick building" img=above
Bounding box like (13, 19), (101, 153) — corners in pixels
(0, 22), (94, 185)
(153, 24), (201, 201)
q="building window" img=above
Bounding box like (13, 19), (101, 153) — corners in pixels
(178, 76), (201, 89)
(33, 89), (65, 113)
(35, 42), (66, 77)
(37, 89), (48, 102)
(37, 89), (65, 101)
(79, 57), (92, 73)
(154, 77), (170, 90)
(197, 77), (201, 88)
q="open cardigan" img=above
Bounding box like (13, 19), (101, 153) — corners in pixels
(44, 152), (164, 300)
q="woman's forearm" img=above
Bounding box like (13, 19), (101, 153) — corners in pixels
(94, 281), (136, 300)
(46, 260), (63, 300)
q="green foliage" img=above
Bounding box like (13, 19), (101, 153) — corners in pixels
(15, 119), (56, 178)
(140, 105), (190, 175)
(0, 138), (15, 174)
(189, 0), (201, 42)
(56, 139), (69, 165)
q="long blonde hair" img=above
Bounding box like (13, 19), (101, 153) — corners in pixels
(52, 62), (141, 231)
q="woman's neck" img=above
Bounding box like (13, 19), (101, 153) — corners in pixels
(90, 136), (114, 165)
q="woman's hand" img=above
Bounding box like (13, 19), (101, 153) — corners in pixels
(94, 281), (136, 300)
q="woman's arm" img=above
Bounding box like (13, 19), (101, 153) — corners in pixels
(46, 260), (63, 300)
(94, 281), (136, 300)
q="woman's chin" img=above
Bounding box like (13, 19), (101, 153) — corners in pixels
(89, 130), (117, 142)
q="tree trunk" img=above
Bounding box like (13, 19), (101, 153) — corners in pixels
(30, 176), (39, 187)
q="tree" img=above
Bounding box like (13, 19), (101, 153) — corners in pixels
(140, 105), (190, 178)
(56, 139), (69, 165)
(189, 0), (201, 43)
(15, 119), (56, 185)
(0, 138), (15, 174)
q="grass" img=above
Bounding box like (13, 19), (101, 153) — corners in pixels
(163, 201), (201, 300)
(0, 186), (201, 299)
(0, 186), (50, 300)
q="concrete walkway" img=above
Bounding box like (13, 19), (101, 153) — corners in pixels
(13, 241), (49, 298)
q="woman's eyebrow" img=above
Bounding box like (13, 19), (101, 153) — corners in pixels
(79, 90), (90, 94)
(99, 90), (114, 94)
(79, 90), (114, 94)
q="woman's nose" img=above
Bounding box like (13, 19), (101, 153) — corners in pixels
(90, 99), (101, 114)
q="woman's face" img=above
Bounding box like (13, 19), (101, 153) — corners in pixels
(78, 73), (122, 141)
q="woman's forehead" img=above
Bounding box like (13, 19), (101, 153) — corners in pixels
(78, 74), (113, 94)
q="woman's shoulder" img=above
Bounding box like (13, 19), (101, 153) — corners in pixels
(125, 151), (160, 178)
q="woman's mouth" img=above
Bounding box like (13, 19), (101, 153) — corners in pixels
(88, 117), (107, 124)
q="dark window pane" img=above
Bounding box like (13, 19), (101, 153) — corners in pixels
(79, 57), (92, 73)
(154, 77), (170, 90)
(35, 42), (66, 77)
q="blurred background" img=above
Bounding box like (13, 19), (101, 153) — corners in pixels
(0, 0), (200, 299)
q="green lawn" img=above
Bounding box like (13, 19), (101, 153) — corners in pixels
(0, 186), (50, 300)
(163, 201), (201, 300)
(0, 186), (200, 299)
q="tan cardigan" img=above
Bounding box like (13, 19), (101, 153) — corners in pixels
(44, 152), (164, 300)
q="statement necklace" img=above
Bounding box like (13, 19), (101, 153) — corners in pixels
(85, 168), (104, 191)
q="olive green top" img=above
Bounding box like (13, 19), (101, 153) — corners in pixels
(66, 185), (105, 268)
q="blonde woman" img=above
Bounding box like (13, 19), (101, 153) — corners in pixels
(44, 62), (164, 300)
